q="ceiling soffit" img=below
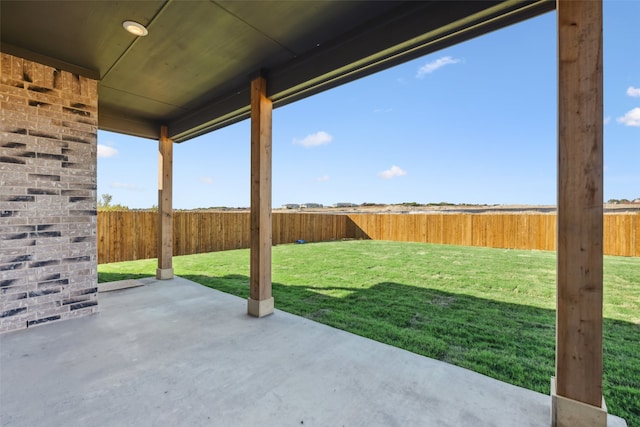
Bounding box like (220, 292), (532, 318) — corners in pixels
(0, 1), (555, 142)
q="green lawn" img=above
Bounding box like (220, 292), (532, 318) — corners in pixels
(99, 240), (640, 425)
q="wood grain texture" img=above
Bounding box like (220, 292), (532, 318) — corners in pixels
(555, 0), (604, 407)
(249, 76), (272, 301)
(157, 125), (173, 271)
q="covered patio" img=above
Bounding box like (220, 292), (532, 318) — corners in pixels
(1, 1), (615, 425)
(0, 277), (627, 426)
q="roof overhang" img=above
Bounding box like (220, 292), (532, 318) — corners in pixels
(1, 0), (555, 143)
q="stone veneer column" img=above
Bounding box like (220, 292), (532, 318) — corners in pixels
(0, 52), (99, 333)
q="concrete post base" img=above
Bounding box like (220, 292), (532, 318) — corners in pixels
(551, 377), (607, 427)
(156, 268), (174, 280)
(247, 297), (274, 317)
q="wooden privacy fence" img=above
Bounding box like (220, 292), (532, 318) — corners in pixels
(98, 211), (351, 264)
(97, 211), (639, 264)
(347, 213), (558, 251)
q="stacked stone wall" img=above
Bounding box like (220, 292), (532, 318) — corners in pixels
(0, 52), (98, 333)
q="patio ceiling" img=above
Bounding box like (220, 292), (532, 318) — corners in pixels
(1, 0), (554, 142)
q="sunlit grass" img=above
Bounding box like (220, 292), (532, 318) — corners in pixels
(99, 240), (640, 425)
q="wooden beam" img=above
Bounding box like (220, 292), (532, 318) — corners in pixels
(555, 0), (604, 416)
(248, 75), (274, 317)
(156, 125), (174, 280)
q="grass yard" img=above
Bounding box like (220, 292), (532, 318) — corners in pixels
(99, 240), (640, 425)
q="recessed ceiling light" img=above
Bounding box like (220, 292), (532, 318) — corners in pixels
(123, 21), (148, 37)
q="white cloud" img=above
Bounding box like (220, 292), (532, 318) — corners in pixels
(316, 175), (329, 182)
(617, 108), (640, 127)
(199, 176), (214, 185)
(604, 116), (611, 125)
(293, 131), (333, 147)
(626, 86), (640, 97)
(97, 144), (118, 158)
(110, 182), (140, 190)
(416, 56), (460, 78)
(379, 165), (407, 179)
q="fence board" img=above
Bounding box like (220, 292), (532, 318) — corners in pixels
(97, 211), (639, 264)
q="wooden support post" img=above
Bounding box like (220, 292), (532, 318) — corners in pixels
(248, 75), (274, 317)
(156, 125), (174, 280)
(552, 1), (606, 426)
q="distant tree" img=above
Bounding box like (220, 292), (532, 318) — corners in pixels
(97, 193), (129, 211)
(426, 202), (454, 206)
(98, 193), (113, 208)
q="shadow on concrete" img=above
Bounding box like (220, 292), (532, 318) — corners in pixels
(3, 276), (631, 427)
(180, 274), (638, 425)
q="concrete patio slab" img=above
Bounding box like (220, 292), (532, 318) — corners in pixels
(0, 277), (627, 427)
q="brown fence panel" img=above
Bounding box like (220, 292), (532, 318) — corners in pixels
(273, 213), (350, 244)
(636, 214), (640, 257)
(604, 214), (638, 257)
(346, 213), (637, 256)
(99, 211), (353, 264)
(173, 211), (251, 255)
(346, 214), (369, 240)
(97, 211), (156, 264)
(98, 211), (638, 264)
(348, 214), (367, 240)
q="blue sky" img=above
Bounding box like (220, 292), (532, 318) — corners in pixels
(98, 2), (639, 209)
